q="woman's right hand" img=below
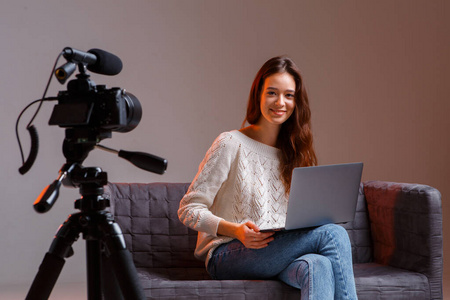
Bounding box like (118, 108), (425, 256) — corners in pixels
(218, 220), (275, 249)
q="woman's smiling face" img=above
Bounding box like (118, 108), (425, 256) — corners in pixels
(257, 72), (296, 128)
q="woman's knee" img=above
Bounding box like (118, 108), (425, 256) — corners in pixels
(321, 224), (351, 243)
(313, 224), (353, 257)
(322, 223), (347, 235)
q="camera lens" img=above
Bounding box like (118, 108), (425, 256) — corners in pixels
(116, 92), (142, 132)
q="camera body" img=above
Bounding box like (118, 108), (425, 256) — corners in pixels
(49, 76), (141, 133)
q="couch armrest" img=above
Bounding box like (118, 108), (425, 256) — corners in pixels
(363, 181), (443, 299)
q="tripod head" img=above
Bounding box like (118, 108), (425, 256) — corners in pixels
(33, 124), (167, 213)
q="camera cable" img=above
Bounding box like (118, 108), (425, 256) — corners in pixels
(16, 51), (63, 174)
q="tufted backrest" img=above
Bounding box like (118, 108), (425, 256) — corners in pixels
(105, 182), (373, 268)
(105, 182), (203, 268)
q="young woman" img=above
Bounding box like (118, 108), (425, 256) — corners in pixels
(178, 56), (358, 299)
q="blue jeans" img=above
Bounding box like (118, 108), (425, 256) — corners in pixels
(207, 224), (358, 300)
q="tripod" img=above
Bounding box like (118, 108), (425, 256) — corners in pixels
(26, 160), (146, 299)
(19, 54), (168, 299)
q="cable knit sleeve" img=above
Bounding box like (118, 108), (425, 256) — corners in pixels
(178, 132), (237, 237)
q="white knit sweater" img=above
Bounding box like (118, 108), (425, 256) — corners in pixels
(178, 130), (288, 266)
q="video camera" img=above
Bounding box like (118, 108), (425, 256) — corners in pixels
(49, 48), (141, 133)
(50, 47), (141, 136)
(17, 46), (167, 213)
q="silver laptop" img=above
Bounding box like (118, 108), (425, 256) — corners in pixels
(262, 162), (363, 231)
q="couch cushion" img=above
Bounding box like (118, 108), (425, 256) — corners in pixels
(135, 264), (430, 300)
(354, 263), (430, 299)
(137, 268), (300, 300)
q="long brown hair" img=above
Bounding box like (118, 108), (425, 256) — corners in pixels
(243, 56), (317, 191)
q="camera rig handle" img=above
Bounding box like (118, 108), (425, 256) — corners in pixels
(95, 144), (167, 175)
(33, 163), (77, 213)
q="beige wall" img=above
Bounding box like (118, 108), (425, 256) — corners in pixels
(1, 0), (448, 294)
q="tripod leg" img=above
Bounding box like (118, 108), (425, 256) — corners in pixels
(101, 218), (146, 300)
(101, 250), (124, 300)
(26, 215), (80, 300)
(26, 253), (66, 300)
(86, 240), (102, 300)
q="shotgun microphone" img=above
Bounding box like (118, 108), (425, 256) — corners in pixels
(59, 47), (123, 76)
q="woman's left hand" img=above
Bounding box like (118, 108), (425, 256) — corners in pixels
(218, 220), (275, 249)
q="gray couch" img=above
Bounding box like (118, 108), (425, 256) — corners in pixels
(104, 181), (443, 299)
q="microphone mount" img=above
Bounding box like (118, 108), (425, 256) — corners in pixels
(55, 47), (123, 84)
